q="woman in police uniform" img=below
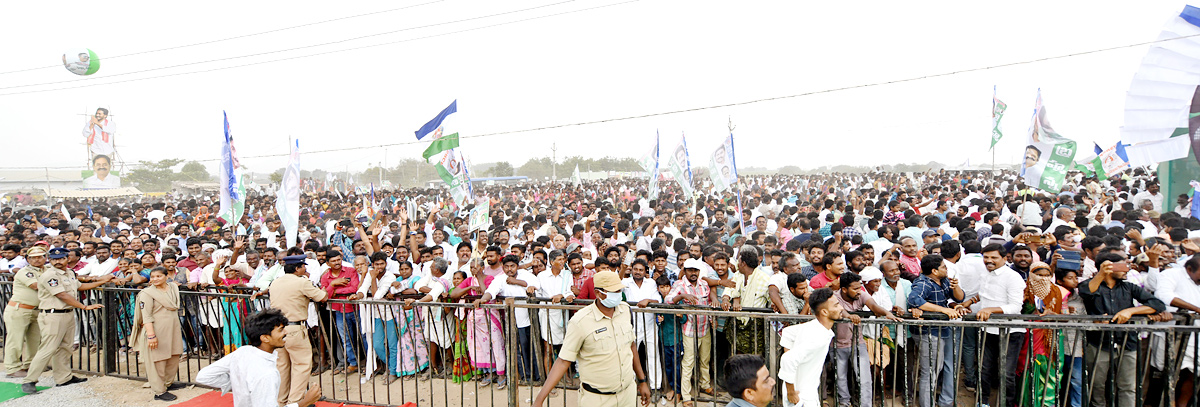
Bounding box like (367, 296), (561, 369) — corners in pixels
(132, 267), (186, 401)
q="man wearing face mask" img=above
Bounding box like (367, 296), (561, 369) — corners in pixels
(533, 270), (653, 407)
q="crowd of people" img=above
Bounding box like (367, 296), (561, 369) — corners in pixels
(2, 167), (1200, 407)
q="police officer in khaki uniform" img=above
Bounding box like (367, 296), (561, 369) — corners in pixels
(22, 247), (111, 394)
(5, 247), (47, 378)
(257, 255), (333, 407)
(534, 270), (653, 407)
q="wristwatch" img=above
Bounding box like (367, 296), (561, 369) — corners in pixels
(637, 377), (647, 384)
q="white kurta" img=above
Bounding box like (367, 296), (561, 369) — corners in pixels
(535, 269), (573, 345)
(414, 273), (452, 347)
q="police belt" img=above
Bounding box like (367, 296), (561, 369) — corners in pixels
(42, 308), (72, 313)
(581, 382), (618, 395)
(287, 320), (308, 326)
(7, 301), (37, 310)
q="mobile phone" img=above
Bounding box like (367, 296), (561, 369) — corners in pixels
(1058, 250), (1082, 271)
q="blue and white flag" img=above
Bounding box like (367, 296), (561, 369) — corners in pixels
(1191, 180), (1200, 220)
(416, 100), (460, 161)
(219, 111), (246, 228)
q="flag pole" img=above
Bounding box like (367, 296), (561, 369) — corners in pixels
(728, 116), (745, 236)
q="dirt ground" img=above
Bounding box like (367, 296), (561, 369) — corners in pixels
(2, 351), (987, 407)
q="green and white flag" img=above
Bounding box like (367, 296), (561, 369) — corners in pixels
(571, 164), (581, 186)
(1020, 90), (1076, 192)
(990, 86), (1007, 151)
(435, 149), (471, 206)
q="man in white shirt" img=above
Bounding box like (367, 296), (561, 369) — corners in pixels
(536, 250), (574, 350)
(1016, 196), (1043, 227)
(80, 243), (119, 281)
(623, 259), (662, 392)
(1044, 207), (1076, 234)
(1153, 257), (1200, 385)
(0, 244), (28, 273)
(475, 254), (538, 384)
(1133, 183), (1164, 213)
(777, 288), (841, 407)
(261, 219), (282, 250)
(196, 308), (320, 407)
(971, 244), (1027, 405)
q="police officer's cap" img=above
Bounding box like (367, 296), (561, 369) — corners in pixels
(282, 255), (307, 265)
(47, 247), (69, 259)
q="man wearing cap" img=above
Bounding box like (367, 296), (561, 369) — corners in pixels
(257, 255), (335, 407)
(22, 247), (111, 394)
(5, 247), (47, 378)
(533, 270), (652, 407)
(668, 258), (718, 405)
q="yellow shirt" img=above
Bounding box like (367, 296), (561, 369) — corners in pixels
(557, 302), (635, 393)
(12, 265), (44, 306)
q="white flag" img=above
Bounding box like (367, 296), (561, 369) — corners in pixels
(708, 133), (737, 192)
(276, 138), (301, 248)
(643, 132), (661, 199)
(668, 133), (694, 200)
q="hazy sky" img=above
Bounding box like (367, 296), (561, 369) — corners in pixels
(0, 0), (1190, 176)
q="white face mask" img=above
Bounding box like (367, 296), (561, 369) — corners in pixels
(599, 290), (622, 308)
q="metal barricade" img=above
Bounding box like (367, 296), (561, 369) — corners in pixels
(5, 280), (1200, 407)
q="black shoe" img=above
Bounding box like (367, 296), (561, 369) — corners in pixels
(21, 383), (37, 394)
(154, 391), (178, 401)
(167, 382), (187, 391)
(60, 376), (88, 386)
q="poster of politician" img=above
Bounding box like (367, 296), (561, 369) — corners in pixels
(81, 107), (122, 189)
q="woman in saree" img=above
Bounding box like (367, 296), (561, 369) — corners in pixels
(447, 270), (474, 383)
(130, 267), (186, 401)
(1021, 261), (1064, 407)
(392, 260), (430, 378)
(449, 257), (506, 387)
(211, 247), (249, 354)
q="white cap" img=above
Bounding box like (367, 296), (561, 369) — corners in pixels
(860, 267), (883, 283)
(682, 258), (706, 271)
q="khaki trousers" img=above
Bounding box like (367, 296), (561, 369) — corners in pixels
(680, 333), (712, 402)
(146, 355), (181, 394)
(3, 307), (39, 374)
(277, 325), (313, 405)
(578, 383), (636, 407)
(24, 312), (75, 385)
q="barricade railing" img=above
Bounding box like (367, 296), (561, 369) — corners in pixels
(4, 278), (1200, 407)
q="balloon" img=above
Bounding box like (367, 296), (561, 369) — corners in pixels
(62, 48), (100, 76)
